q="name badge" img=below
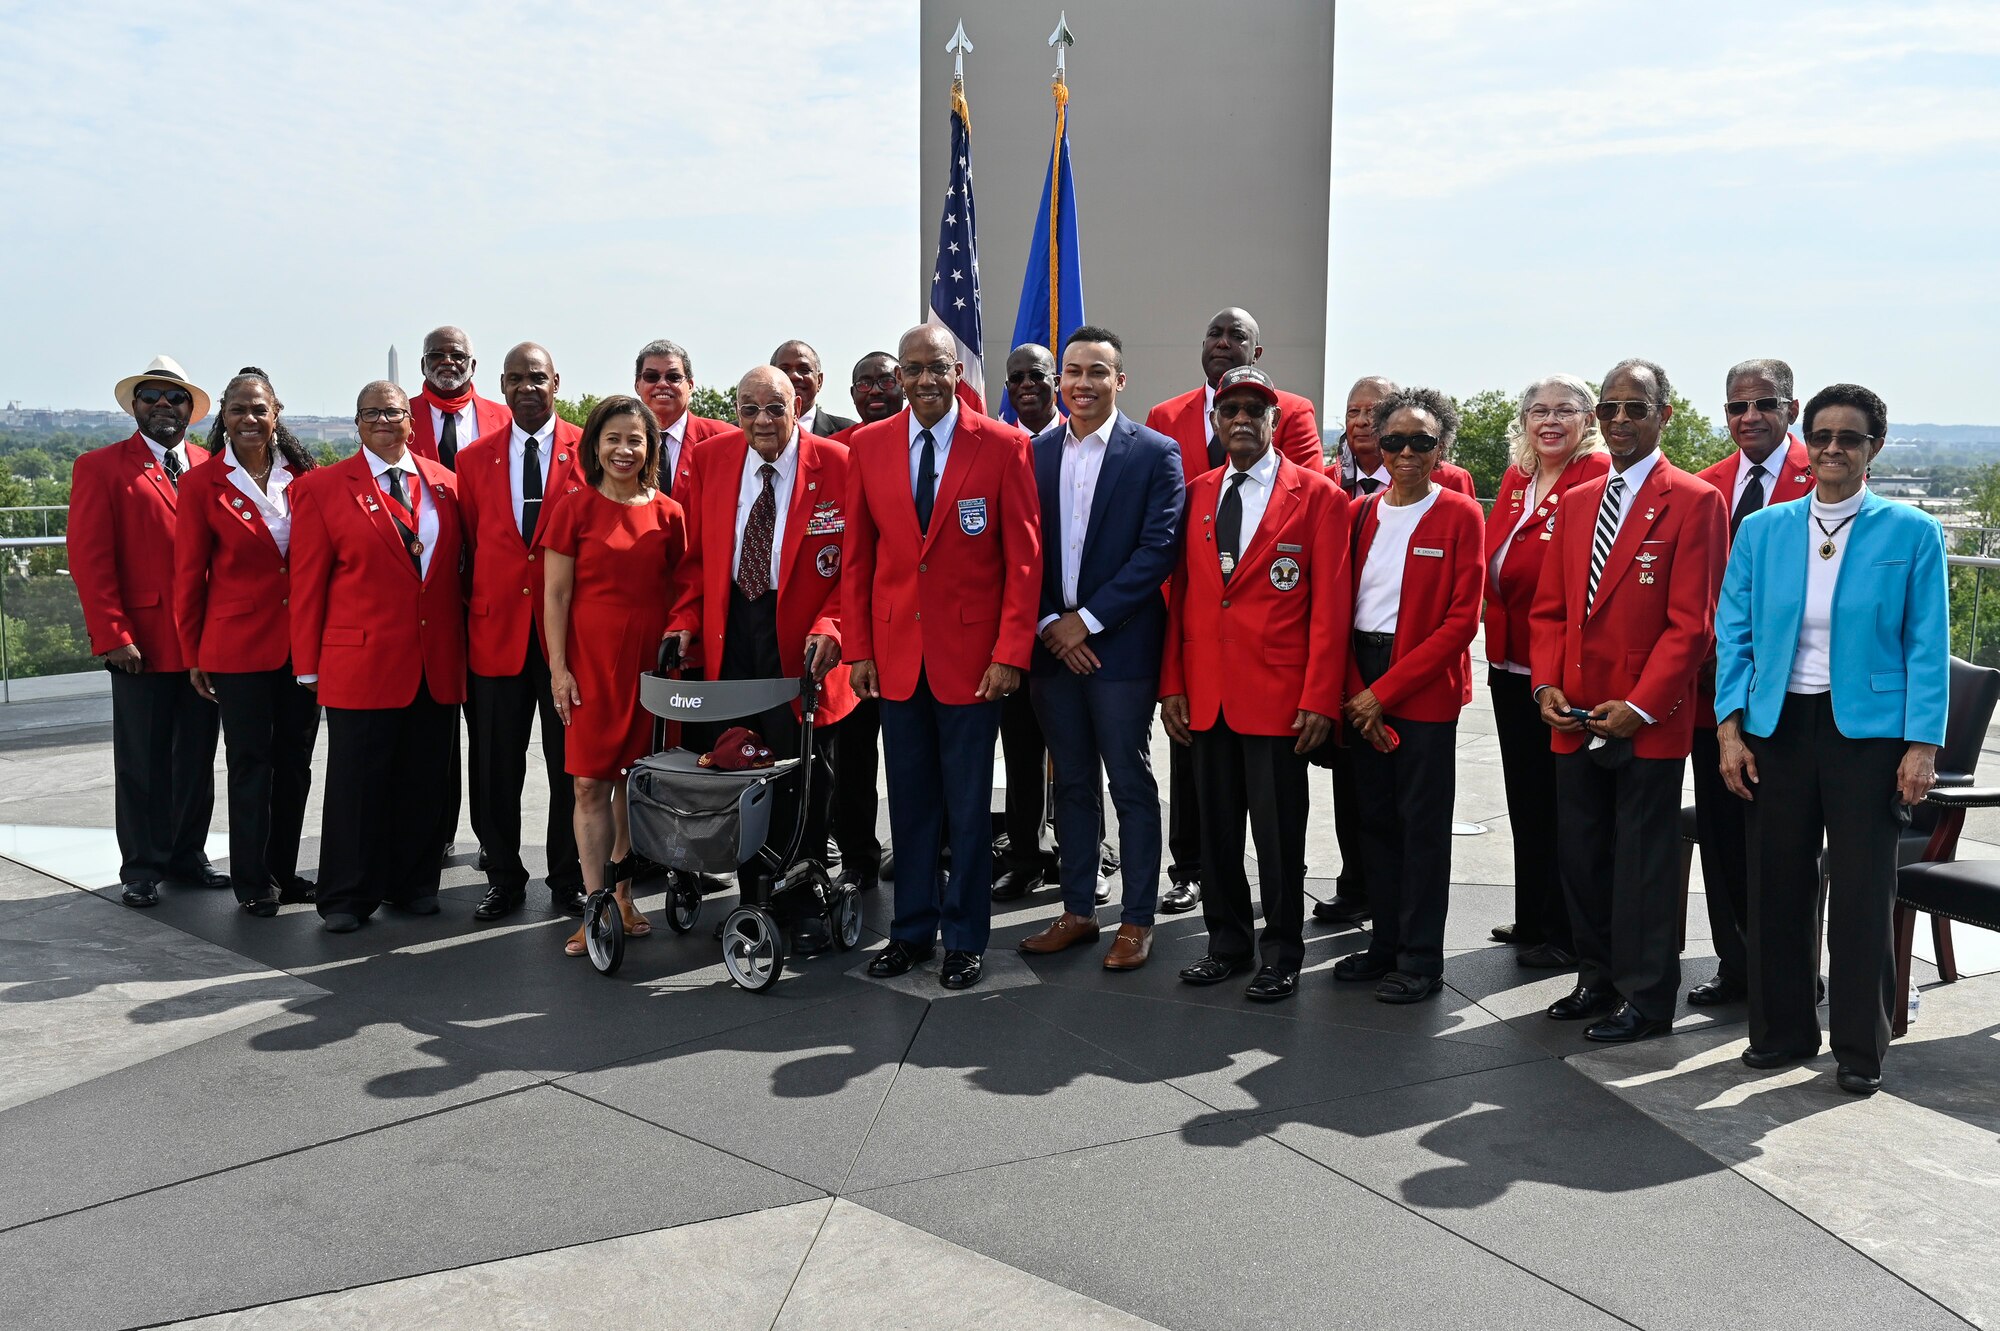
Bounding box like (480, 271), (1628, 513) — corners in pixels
(1413, 546), (1444, 558)
(958, 497), (988, 535)
(1276, 543), (1302, 553)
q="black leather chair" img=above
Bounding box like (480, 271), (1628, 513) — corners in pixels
(1894, 786), (2000, 1036)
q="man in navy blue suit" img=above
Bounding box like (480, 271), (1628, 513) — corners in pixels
(1017, 327), (1185, 970)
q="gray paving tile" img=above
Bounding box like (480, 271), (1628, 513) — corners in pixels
(0, 1086), (824, 1331)
(843, 991), (1212, 1192)
(0, 993), (537, 1230)
(564, 986), (929, 1192)
(1261, 1058), (1971, 1330)
(856, 1126), (1627, 1331)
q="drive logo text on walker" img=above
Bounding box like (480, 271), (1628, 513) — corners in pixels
(669, 693), (702, 709)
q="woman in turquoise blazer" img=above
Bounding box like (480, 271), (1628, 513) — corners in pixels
(1713, 384), (1948, 1096)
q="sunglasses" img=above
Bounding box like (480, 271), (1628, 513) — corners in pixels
(134, 385), (192, 408)
(1594, 400), (1658, 422)
(736, 403), (791, 420)
(1806, 429), (1875, 449)
(1379, 432), (1440, 454)
(1006, 369), (1052, 386)
(1725, 397), (1787, 416)
(1214, 399), (1271, 421)
(638, 369), (688, 386)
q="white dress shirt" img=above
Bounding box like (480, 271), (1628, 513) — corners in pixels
(1037, 413), (1116, 635)
(509, 418), (556, 535)
(1732, 450), (1781, 512)
(662, 412), (688, 481)
(1788, 488), (1865, 695)
(733, 430), (800, 587)
(1599, 448), (1662, 544)
(1353, 465), (1391, 495)
(1202, 382), (1218, 455)
(908, 403), (959, 499)
(224, 442), (295, 557)
(1354, 485), (1440, 634)
(367, 449), (440, 579)
(429, 401), (478, 456)
(1214, 445), (1280, 557)
(145, 437), (190, 475)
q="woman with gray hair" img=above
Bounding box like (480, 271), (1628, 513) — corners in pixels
(1483, 375), (1610, 965)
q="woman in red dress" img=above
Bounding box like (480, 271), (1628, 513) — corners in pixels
(542, 395), (687, 956)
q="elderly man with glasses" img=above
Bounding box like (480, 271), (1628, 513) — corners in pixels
(1529, 359), (1727, 1042)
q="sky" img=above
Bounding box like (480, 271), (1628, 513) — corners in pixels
(3, 0), (1996, 423)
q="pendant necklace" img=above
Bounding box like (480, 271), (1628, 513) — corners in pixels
(1814, 510), (1857, 560)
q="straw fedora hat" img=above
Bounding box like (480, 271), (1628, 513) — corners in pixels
(114, 355), (211, 423)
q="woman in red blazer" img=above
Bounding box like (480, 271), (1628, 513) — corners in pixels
(1481, 375), (1609, 964)
(1334, 387), (1486, 1003)
(174, 370), (321, 916)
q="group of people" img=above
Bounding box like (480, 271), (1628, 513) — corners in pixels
(69, 311), (1947, 1095)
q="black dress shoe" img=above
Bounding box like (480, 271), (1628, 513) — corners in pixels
(474, 887), (525, 921)
(1311, 895), (1369, 925)
(395, 896), (441, 917)
(1836, 1065), (1882, 1096)
(192, 864), (231, 890)
(1491, 922), (1519, 944)
(1516, 943), (1578, 969)
(1094, 875), (1114, 904)
(1332, 951), (1394, 982)
(550, 888), (585, 916)
(1741, 1046), (1814, 1070)
(1585, 1003), (1673, 1043)
(241, 897), (279, 918)
(475, 847), (492, 871)
(867, 940), (935, 978)
(278, 876), (317, 905)
(940, 950), (983, 990)
(1179, 953), (1250, 986)
(121, 881), (161, 908)
(322, 912), (361, 934)
(1687, 975), (1746, 1007)
(1158, 878), (1201, 915)
(1547, 984), (1619, 1021)
(1244, 967), (1298, 1002)
(836, 867), (875, 894)
(990, 867), (1038, 902)
(1376, 972), (1443, 1004)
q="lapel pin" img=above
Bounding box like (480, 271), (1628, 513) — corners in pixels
(232, 497), (244, 508)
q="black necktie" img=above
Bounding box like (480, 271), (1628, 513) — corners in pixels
(1731, 462), (1766, 538)
(1217, 471), (1247, 581)
(439, 410), (458, 470)
(384, 468), (421, 574)
(1206, 427), (1225, 472)
(1359, 476), (1382, 495)
(915, 429), (937, 534)
(521, 433), (543, 545)
(662, 440), (676, 497)
(161, 448), (182, 488)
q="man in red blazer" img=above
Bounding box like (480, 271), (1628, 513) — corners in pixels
(843, 324), (1042, 990)
(407, 326), (510, 470)
(290, 381), (470, 933)
(1161, 366), (1351, 1002)
(69, 355), (225, 906)
(634, 338), (730, 502)
(668, 366), (859, 890)
(1686, 357), (1815, 1007)
(457, 343), (586, 921)
(1530, 359), (1727, 1041)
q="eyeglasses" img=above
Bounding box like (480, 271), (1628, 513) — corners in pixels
(1006, 369), (1052, 386)
(1806, 429), (1875, 449)
(853, 374), (898, 392)
(357, 407), (411, 423)
(639, 369), (688, 386)
(1594, 400), (1659, 422)
(1525, 405), (1585, 423)
(134, 385), (192, 407)
(1379, 432), (1440, 454)
(899, 360), (956, 379)
(1214, 399), (1271, 421)
(736, 403), (791, 420)
(1725, 397), (1787, 416)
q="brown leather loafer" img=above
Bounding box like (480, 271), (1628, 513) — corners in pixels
(1102, 924), (1153, 971)
(1019, 912), (1101, 954)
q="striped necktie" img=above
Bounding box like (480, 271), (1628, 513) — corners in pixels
(1585, 475), (1626, 612)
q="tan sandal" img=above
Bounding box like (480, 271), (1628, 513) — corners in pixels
(619, 902), (653, 938)
(564, 924), (588, 957)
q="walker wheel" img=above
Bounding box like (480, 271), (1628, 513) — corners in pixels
(585, 890), (625, 976)
(832, 884), (864, 952)
(665, 872), (701, 935)
(722, 906), (785, 992)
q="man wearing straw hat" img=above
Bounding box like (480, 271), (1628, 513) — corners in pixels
(69, 356), (228, 907)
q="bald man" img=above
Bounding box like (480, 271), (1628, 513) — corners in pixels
(775, 339), (857, 439)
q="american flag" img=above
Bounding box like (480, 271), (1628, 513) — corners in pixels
(927, 84), (986, 413)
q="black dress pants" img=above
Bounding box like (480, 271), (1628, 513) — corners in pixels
(1351, 643), (1457, 979)
(109, 667), (219, 885)
(830, 697), (883, 876)
(1489, 668), (1569, 949)
(1744, 692), (1904, 1077)
(1328, 741), (1370, 899)
(318, 681), (455, 919)
(717, 587), (830, 892)
(1555, 746), (1685, 1020)
(1192, 719), (1309, 972)
(999, 687), (1053, 870)
(1166, 737), (1201, 883)
(469, 636), (581, 897)
(1691, 722), (1751, 985)
(208, 669), (320, 904)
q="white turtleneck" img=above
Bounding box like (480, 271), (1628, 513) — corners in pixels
(1788, 487), (1867, 695)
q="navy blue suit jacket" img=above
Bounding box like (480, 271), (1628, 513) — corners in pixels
(1030, 412), (1185, 680)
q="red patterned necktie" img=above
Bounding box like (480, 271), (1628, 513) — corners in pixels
(737, 463), (778, 600)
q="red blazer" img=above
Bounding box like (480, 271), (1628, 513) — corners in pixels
(1161, 456), (1352, 736)
(1346, 488), (1486, 722)
(288, 450), (470, 710)
(1145, 385), (1324, 484)
(1482, 452), (1611, 670)
(456, 419), (584, 678)
(407, 388), (510, 467)
(841, 408), (1042, 705)
(68, 432), (210, 670)
(663, 414), (732, 498)
(1528, 456), (1727, 760)
(1434, 461), (1476, 497)
(173, 451), (300, 673)
(1691, 436), (1814, 724)
(667, 429), (857, 724)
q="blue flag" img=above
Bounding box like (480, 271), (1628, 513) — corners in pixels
(999, 84), (1085, 427)
(927, 84), (987, 413)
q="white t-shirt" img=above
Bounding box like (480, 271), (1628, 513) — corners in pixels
(1354, 486), (1441, 635)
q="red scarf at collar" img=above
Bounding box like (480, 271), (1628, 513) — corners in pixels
(417, 382), (475, 414)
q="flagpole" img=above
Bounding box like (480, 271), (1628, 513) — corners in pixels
(1046, 12), (1075, 356)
